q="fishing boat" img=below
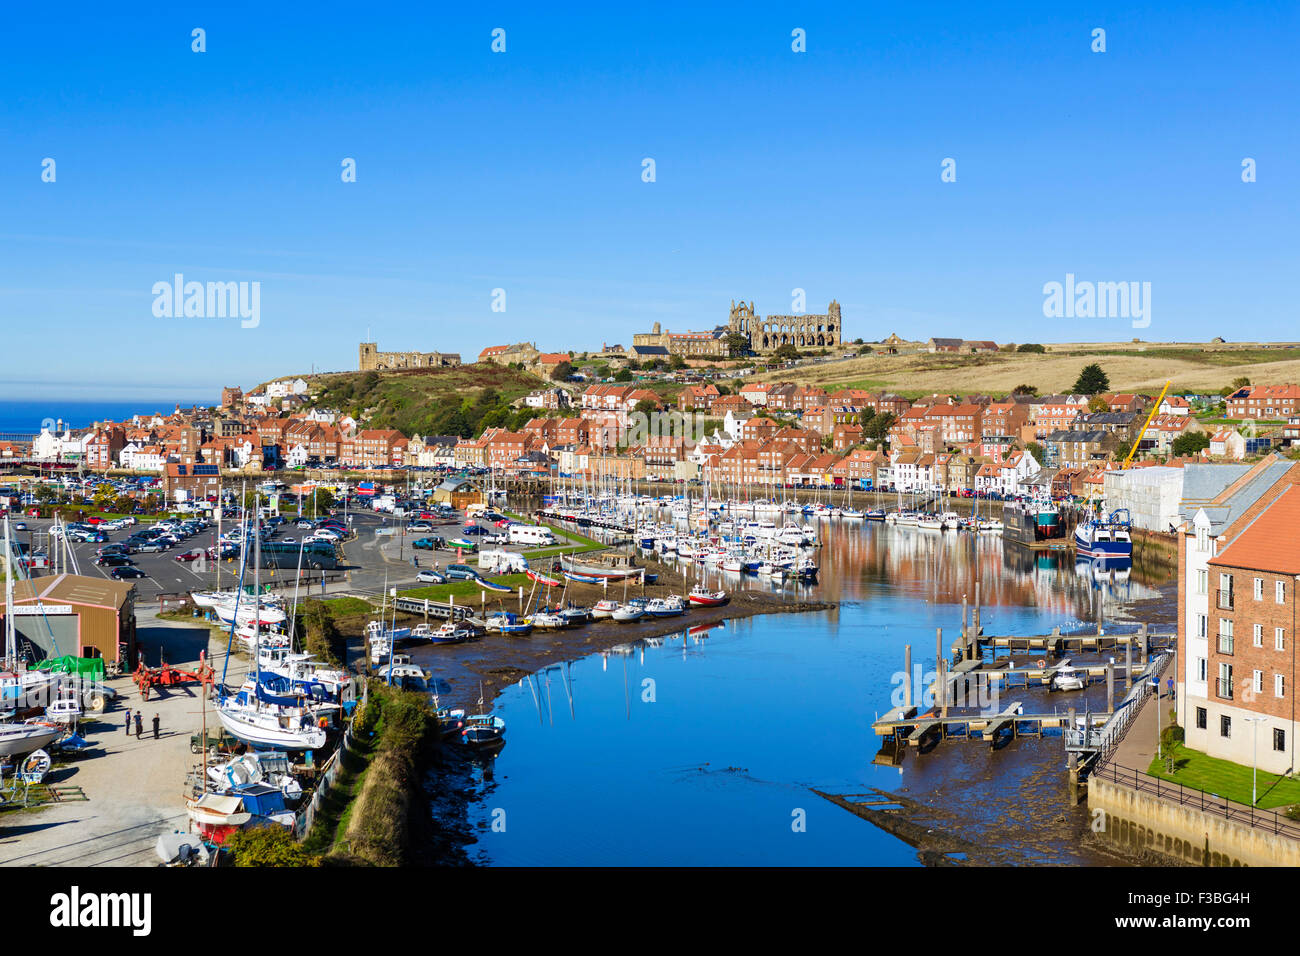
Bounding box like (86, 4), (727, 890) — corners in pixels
(645, 596), (686, 618)
(687, 585), (729, 608)
(865, 509), (886, 521)
(484, 611), (533, 636)
(559, 605), (591, 626)
(426, 621), (472, 644)
(462, 713), (506, 747)
(376, 654), (428, 689)
(1074, 508), (1133, 559)
(590, 599), (620, 619)
(432, 696), (467, 739)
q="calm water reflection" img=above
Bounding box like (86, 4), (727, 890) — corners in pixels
(439, 522), (1168, 866)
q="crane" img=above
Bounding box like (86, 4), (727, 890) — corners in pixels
(1122, 380), (1173, 468)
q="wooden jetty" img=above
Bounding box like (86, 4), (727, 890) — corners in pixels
(872, 701), (1110, 748)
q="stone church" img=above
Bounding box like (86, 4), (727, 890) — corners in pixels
(728, 299), (842, 352)
(358, 342), (462, 371)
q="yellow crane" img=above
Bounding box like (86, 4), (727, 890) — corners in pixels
(1122, 379), (1173, 467)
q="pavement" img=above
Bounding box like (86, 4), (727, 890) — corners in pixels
(0, 608), (249, 867)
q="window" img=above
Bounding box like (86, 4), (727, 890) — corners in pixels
(1254, 623), (1264, 647)
(1197, 657), (1207, 681)
(1220, 714), (1232, 738)
(1196, 707), (1207, 730)
(1277, 628), (1286, 652)
(1197, 526), (1209, 552)
(1197, 614), (1208, 639)
(1255, 577), (1264, 600)
(1278, 580), (1286, 604)
(1277, 674), (1285, 698)
(1254, 670), (1264, 694)
(1275, 728), (1286, 752)
(1218, 619), (1234, 654)
(1218, 662), (1234, 699)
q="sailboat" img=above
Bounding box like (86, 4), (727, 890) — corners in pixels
(215, 518), (328, 751)
(0, 516), (65, 757)
(461, 683), (506, 748)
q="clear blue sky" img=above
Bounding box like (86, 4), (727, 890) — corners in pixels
(1, 1), (1296, 402)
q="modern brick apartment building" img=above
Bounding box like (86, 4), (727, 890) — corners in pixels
(1179, 457), (1300, 775)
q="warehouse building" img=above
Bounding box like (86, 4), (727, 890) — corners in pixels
(4, 574), (137, 669)
(1102, 466), (1186, 531)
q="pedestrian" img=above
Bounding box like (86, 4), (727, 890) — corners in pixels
(124, 707), (132, 734)
(134, 712), (142, 737)
(152, 713), (160, 739)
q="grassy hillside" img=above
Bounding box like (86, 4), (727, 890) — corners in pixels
(304, 363), (551, 437)
(757, 342), (1300, 396)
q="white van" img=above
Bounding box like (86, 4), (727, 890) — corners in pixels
(507, 524), (556, 546)
(477, 549), (529, 574)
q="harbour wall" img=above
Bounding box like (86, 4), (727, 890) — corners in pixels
(1089, 774), (1300, 866)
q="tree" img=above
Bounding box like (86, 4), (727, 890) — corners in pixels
(863, 412), (896, 443)
(549, 361), (572, 382)
(1088, 396), (1110, 413)
(1026, 441), (1045, 463)
(614, 368), (633, 382)
(633, 398), (659, 417)
(1017, 343), (1046, 354)
(1171, 432), (1211, 457)
(1011, 384), (1038, 396)
(303, 487), (335, 518)
(857, 344), (874, 355)
(724, 332), (750, 357)
(859, 407), (876, 427)
(1229, 376), (1251, 392)
(772, 344), (801, 362)
(1072, 363), (1110, 394)
(669, 354), (687, 371)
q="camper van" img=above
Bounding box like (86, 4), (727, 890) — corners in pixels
(477, 549), (529, 574)
(507, 524), (556, 546)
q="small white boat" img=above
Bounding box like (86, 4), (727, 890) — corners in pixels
(1051, 663), (1085, 692)
(612, 604), (645, 623)
(590, 599), (620, 620)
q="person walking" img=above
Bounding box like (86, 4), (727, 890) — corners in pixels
(152, 713), (160, 739)
(124, 707), (132, 734)
(133, 712), (143, 737)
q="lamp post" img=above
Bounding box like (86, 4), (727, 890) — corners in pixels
(1244, 716), (1266, 805)
(1151, 678), (1161, 759)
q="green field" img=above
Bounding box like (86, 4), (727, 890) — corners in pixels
(1146, 743), (1300, 810)
(397, 572), (530, 603)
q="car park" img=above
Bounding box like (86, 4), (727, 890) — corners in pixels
(110, 566), (148, 580)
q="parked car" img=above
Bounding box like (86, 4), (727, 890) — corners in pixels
(416, 569), (447, 584)
(135, 541), (169, 553)
(412, 537), (444, 551)
(110, 566), (148, 579)
(96, 555), (134, 567)
(12, 522), (27, 531)
(174, 549), (204, 562)
(462, 525), (488, 536)
(407, 522), (434, 533)
(445, 564), (479, 580)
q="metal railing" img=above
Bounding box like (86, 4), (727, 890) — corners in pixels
(294, 680), (367, 840)
(1094, 762), (1300, 840)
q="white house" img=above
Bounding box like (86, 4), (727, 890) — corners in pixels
(1209, 429), (1245, 460)
(31, 428), (71, 460)
(119, 442), (166, 471)
(286, 443), (309, 468)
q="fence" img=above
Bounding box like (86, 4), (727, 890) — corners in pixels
(1093, 761), (1300, 840)
(294, 680), (368, 840)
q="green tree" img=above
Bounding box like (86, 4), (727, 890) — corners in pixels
(1088, 396), (1110, 413)
(863, 412), (896, 443)
(614, 368), (633, 382)
(724, 332), (750, 357)
(1072, 363), (1110, 394)
(633, 398), (659, 416)
(669, 354), (687, 370)
(549, 361), (572, 382)
(1011, 383), (1038, 396)
(772, 344), (800, 362)
(1026, 441), (1045, 462)
(1171, 431), (1211, 457)
(858, 407), (876, 427)
(303, 487), (335, 518)
(1228, 376), (1250, 392)
(1016, 343), (1046, 353)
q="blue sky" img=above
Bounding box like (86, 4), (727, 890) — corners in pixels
(1, 1), (1296, 402)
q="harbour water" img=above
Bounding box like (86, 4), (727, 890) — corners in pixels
(426, 521), (1174, 866)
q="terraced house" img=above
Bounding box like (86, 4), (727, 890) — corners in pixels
(1226, 384), (1300, 420)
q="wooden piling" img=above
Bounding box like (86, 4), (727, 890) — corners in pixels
(904, 644), (913, 709)
(1106, 661), (1115, 713)
(1124, 638), (1132, 689)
